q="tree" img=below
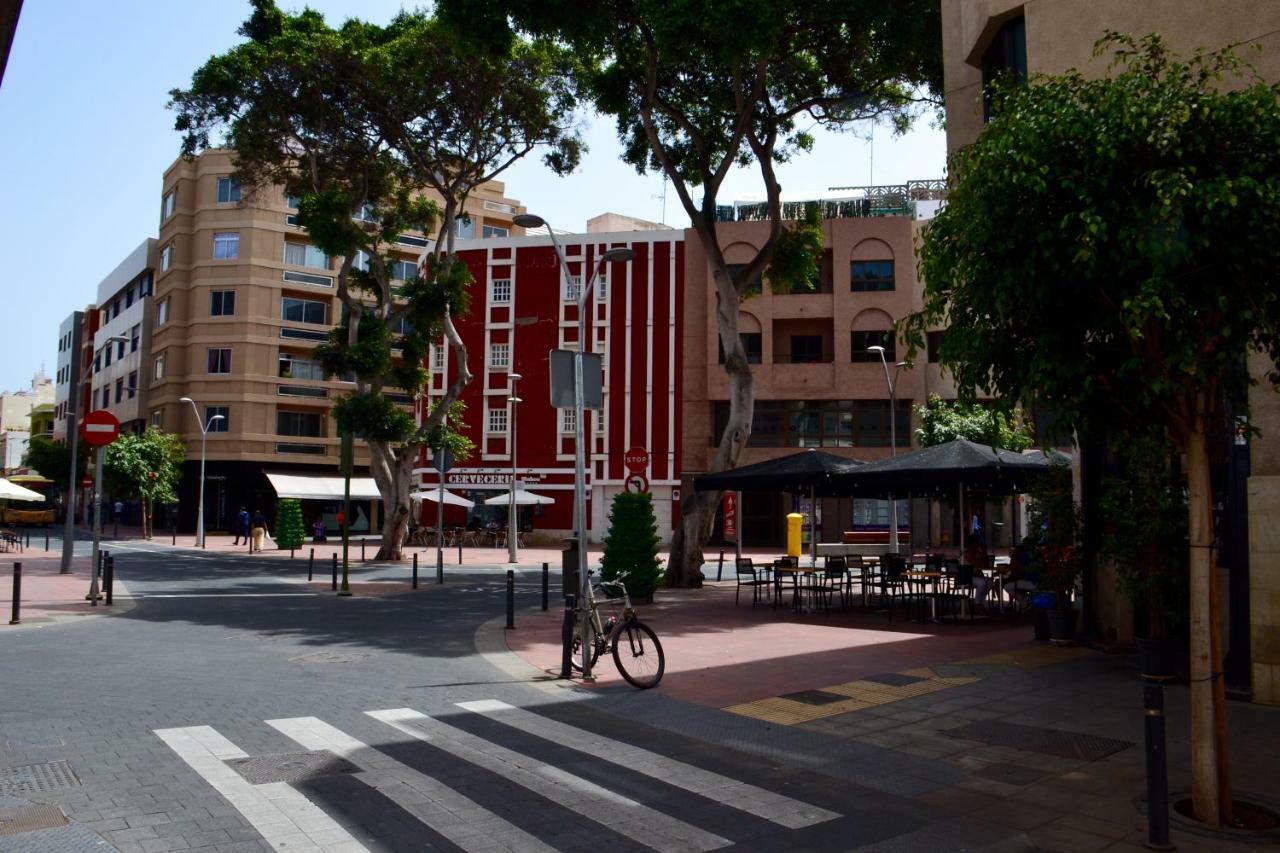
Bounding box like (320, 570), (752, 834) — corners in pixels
(914, 395), (1034, 450)
(904, 34), (1280, 826)
(102, 429), (185, 540)
(599, 492), (663, 602)
(455, 0), (943, 585)
(23, 435), (87, 487)
(275, 498), (305, 550)
(171, 1), (582, 560)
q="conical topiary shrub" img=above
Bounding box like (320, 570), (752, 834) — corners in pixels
(599, 491), (664, 602)
(275, 498), (305, 550)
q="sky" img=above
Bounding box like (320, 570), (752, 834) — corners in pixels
(0, 0), (946, 395)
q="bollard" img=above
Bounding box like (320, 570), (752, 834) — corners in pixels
(505, 570), (516, 630)
(114, 521), (118, 539)
(308, 549), (314, 581)
(104, 556), (114, 607)
(172, 525), (176, 546)
(541, 562), (549, 611)
(1143, 682), (1173, 850)
(717, 549), (725, 582)
(436, 550), (443, 585)
(290, 548), (295, 559)
(25, 530), (30, 549)
(559, 594), (576, 678)
(331, 554), (338, 591)
(457, 538), (462, 565)
(44, 531), (49, 552)
(361, 539), (366, 562)
(9, 562), (20, 625)
(413, 553), (419, 589)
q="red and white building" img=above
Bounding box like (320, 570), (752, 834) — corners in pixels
(415, 232), (685, 543)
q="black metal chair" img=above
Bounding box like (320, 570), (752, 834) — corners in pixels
(772, 556), (800, 610)
(881, 554), (909, 620)
(734, 557), (770, 605)
(820, 555), (850, 611)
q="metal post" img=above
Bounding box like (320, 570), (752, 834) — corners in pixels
(736, 491), (743, 559)
(172, 525), (176, 546)
(457, 537), (462, 565)
(361, 538), (365, 563)
(541, 562), (549, 611)
(508, 373), (521, 563)
(339, 433), (352, 597)
(104, 555), (114, 606)
(435, 468), (445, 581)
(505, 569), (515, 630)
(717, 549), (725, 582)
(413, 552), (419, 589)
(44, 531), (48, 552)
(560, 593), (576, 678)
(573, 260), (592, 681)
(331, 554), (338, 592)
(308, 548), (314, 581)
(60, 410), (79, 574)
(195, 411), (209, 548)
(9, 562), (20, 624)
(87, 446), (105, 604)
(1143, 682), (1174, 850)
(436, 547), (444, 585)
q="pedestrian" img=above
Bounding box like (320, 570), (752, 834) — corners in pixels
(234, 506), (250, 546)
(250, 509), (267, 553)
(113, 500), (124, 523)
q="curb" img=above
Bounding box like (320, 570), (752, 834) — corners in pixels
(473, 608), (586, 697)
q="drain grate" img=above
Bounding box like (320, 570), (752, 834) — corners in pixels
(226, 751), (358, 785)
(780, 689), (850, 706)
(0, 803), (68, 836)
(0, 761), (80, 795)
(947, 721), (1133, 762)
(861, 672), (927, 687)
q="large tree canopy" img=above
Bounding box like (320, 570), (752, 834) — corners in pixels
(452, 0), (943, 584)
(904, 33), (1280, 826)
(103, 429), (185, 540)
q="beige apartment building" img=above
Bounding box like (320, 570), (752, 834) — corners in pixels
(942, 0), (1280, 702)
(148, 148), (526, 533)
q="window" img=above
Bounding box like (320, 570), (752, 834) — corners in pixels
(789, 335), (825, 364)
(284, 242), (329, 270)
(115, 379), (124, 404)
(356, 203), (377, 222)
(717, 333), (763, 365)
(277, 410), (324, 437)
(127, 371), (137, 398)
(281, 296), (328, 325)
(713, 399), (911, 448)
(432, 345), (445, 371)
(207, 348), (232, 374)
(125, 286), (135, 308)
(789, 249), (833, 294)
(487, 407), (508, 433)
(206, 406), (229, 432)
(286, 194), (300, 210)
(212, 232), (240, 260)
(564, 275), (582, 302)
(210, 290), (236, 316)
(117, 339), (126, 360)
(153, 354), (165, 380)
(160, 243), (173, 272)
(161, 190), (176, 221)
(155, 298), (169, 327)
(490, 278), (512, 303)
(283, 270), (333, 287)
(139, 273), (152, 297)
(455, 216), (475, 239)
(112, 298), (121, 319)
(390, 259), (417, 281)
(280, 327), (329, 342)
(489, 342), (510, 369)
(103, 345), (112, 367)
(561, 408), (576, 433)
(851, 331), (895, 363)
(927, 330), (947, 363)
(279, 354), (326, 380)
(728, 263), (763, 297)
(150, 409), (163, 428)
(482, 225), (509, 238)
(216, 177), (241, 203)
(130, 324), (141, 352)
(851, 260), (895, 292)
(982, 16), (1027, 122)
(101, 386), (110, 408)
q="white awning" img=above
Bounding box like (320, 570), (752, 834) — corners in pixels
(265, 473), (382, 501)
(482, 488), (555, 506)
(409, 489), (475, 509)
(0, 478), (44, 502)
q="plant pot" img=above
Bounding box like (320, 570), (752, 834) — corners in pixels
(1136, 635), (1173, 681)
(1033, 608), (1051, 642)
(1047, 608), (1077, 645)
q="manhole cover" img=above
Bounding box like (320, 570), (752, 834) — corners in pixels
(0, 803), (68, 836)
(780, 690), (850, 706)
(0, 761), (80, 795)
(226, 751), (358, 785)
(862, 672), (926, 687)
(289, 651), (367, 665)
(947, 721), (1132, 762)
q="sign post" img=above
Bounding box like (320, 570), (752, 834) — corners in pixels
(338, 432), (353, 596)
(434, 447), (454, 582)
(723, 492), (739, 557)
(80, 410), (120, 605)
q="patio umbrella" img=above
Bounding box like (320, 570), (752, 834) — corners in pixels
(0, 478), (44, 501)
(482, 488), (555, 506)
(409, 489), (475, 509)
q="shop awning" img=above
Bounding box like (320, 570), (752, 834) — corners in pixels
(410, 489), (476, 509)
(265, 473), (382, 501)
(482, 488), (555, 506)
(0, 478), (44, 502)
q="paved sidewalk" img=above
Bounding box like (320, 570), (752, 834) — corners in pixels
(0, 547), (132, 629)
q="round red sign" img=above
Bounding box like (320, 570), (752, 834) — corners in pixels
(624, 446), (649, 473)
(80, 409), (121, 447)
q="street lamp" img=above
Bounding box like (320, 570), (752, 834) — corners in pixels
(514, 213), (634, 682)
(61, 334), (129, 578)
(179, 397), (224, 548)
(868, 345), (909, 554)
(506, 372), (522, 563)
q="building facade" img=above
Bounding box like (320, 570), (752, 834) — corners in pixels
(90, 239), (156, 436)
(53, 308), (92, 443)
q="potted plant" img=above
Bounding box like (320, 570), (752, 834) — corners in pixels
(600, 492), (664, 603)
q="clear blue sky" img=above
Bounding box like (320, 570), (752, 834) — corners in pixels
(0, 0), (946, 395)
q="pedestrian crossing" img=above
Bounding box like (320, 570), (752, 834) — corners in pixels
(157, 700), (840, 853)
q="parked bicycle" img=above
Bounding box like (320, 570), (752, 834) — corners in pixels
(571, 569), (665, 688)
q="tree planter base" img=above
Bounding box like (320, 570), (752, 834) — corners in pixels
(1136, 636), (1173, 681)
(1047, 609), (1077, 645)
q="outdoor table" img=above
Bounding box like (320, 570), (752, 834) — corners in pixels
(903, 570), (945, 623)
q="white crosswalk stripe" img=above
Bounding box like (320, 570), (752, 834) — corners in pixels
(368, 708), (730, 852)
(456, 699), (840, 829)
(267, 716), (557, 853)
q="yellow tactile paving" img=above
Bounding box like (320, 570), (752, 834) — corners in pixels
(724, 667), (978, 725)
(962, 644), (1092, 668)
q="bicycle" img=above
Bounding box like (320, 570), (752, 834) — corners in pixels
(571, 569), (665, 689)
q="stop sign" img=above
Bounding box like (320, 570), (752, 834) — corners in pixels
(624, 446), (649, 473)
(80, 410), (121, 447)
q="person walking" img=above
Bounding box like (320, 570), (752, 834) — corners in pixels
(234, 506), (250, 546)
(250, 509), (267, 553)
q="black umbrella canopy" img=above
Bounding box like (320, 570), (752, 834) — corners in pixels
(692, 449), (863, 495)
(828, 439), (1068, 497)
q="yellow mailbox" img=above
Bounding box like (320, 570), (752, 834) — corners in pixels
(786, 512), (804, 558)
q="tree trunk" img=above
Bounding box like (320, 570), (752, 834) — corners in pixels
(368, 440), (413, 561)
(1185, 391), (1232, 825)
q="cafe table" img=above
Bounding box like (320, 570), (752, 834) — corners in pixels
(902, 570), (945, 623)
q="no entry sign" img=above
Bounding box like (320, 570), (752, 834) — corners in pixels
(80, 410), (121, 447)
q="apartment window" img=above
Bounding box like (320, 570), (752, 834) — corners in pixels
(713, 399), (911, 448)
(561, 408), (576, 433)
(117, 339), (126, 360)
(212, 232), (240, 260)
(728, 263), (763, 297)
(284, 242), (329, 270)
(139, 273), (152, 297)
(161, 190), (176, 221)
(482, 225), (509, 238)
(112, 298), (121, 319)
(564, 275), (582, 303)
(718, 333), (763, 365)
(160, 243), (173, 272)
(103, 345), (112, 367)
(789, 335), (825, 364)
(155, 298), (169, 327)
(101, 387), (110, 408)
(390, 259), (417, 281)
(455, 216), (475, 239)
(286, 194), (300, 210)
(115, 379), (124, 404)
(130, 324), (141, 352)
(489, 342), (510, 369)
(487, 407), (508, 433)
(153, 354), (165, 380)
(432, 345), (445, 371)
(216, 177), (242, 203)
(206, 406), (229, 432)
(490, 278), (512, 303)
(127, 371), (137, 398)
(927, 330), (947, 363)
(851, 260), (895, 292)
(279, 354), (326, 380)
(210, 290), (236, 316)
(150, 409), (163, 428)
(851, 331), (895, 363)
(207, 348), (232, 374)
(982, 16), (1027, 121)
(277, 410), (324, 437)
(282, 296), (328, 325)
(125, 286), (135, 308)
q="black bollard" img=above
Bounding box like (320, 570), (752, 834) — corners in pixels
(505, 570), (516, 630)
(172, 525), (176, 546)
(413, 553), (419, 589)
(104, 556), (114, 607)
(9, 562), (20, 625)
(457, 538), (462, 565)
(436, 550), (443, 585)
(541, 562), (549, 611)
(290, 548), (295, 559)
(44, 531), (49, 552)
(1143, 682), (1173, 850)
(331, 554), (338, 591)
(559, 594), (576, 678)
(308, 549), (314, 581)
(361, 538), (366, 562)
(717, 549), (725, 581)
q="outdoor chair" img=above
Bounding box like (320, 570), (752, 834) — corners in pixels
(734, 557), (770, 606)
(947, 563), (977, 622)
(771, 556), (800, 610)
(846, 555), (868, 606)
(880, 553), (908, 620)
(821, 555), (850, 610)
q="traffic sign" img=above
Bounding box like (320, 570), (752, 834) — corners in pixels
(433, 447), (454, 474)
(624, 446), (649, 473)
(625, 473), (650, 494)
(80, 410), (120, 447)
(80, 476), (93, 489)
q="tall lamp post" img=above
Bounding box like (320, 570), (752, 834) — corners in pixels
(506, 373), (523, 563)
(868, 345), (908, 554)
(179, 397), (224, 548)
(60, 334), (129, 575)
(513, 213), (633, 682)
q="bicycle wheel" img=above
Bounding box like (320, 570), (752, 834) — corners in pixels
(570, 632), (603, 673)
(611, 620), (665, 688)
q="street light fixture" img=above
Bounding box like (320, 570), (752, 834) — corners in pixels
(506, 372), (522, 563)
(514, 213), (634, 681)
(868, 345), (909, 554)
(179, 397), (224, 548)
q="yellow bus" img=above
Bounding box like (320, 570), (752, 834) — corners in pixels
(3, 475), (57, 526)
